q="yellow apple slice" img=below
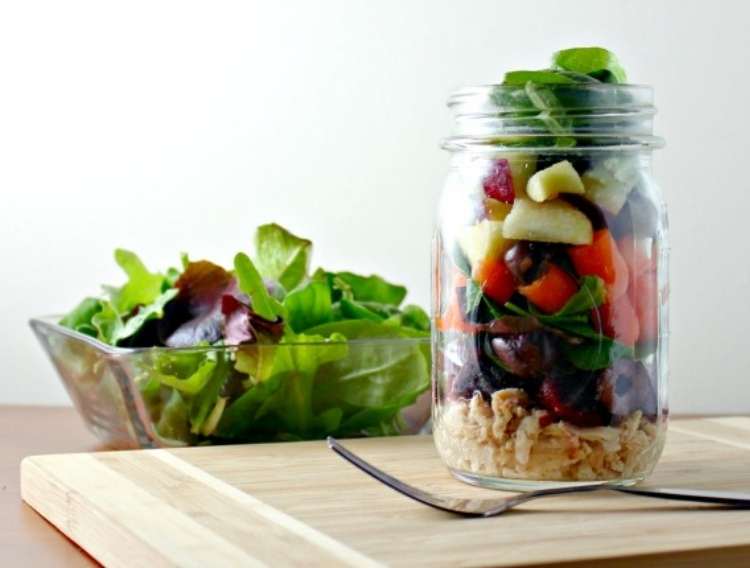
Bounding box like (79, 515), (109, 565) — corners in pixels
(458, 220), (512, 269)
(502, 198), (593, 245)
(484, 198), (513, 221)
(526, 160), (585, 202)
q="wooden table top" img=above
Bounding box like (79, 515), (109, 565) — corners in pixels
(1, 406), (100, 566)
(2, 406), (743, 566)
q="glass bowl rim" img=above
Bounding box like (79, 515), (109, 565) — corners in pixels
(30, 315), (430, 355)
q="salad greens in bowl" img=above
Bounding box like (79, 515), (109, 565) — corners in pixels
(31, 224), (431, 448)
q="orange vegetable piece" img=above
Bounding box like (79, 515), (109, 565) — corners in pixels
(569, 229), (629, 300)
(474, 258), (516, 305)
(452, 266), (468, 288)
(633, 269), (659, 343)
(595, 295), (640, 347)
(616, 236), (660, 343)
(518, 264), (578, 314)
(617, 235), (655, 294)
(436, 292), (478, 333)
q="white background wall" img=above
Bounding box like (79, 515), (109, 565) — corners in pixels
(1, 0), (748, 413)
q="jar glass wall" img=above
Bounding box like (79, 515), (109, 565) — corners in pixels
(432, 84), (668, 490)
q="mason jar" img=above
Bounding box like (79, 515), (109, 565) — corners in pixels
(432, 83), (668, 489)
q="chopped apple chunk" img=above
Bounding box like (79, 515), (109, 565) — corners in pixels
(506, 153), (537, 198)
(502, 198), (593, 245)
(458, 220), (511, 270)
(581, 157), (639, 214)
(526, 160), (585, 202)
(484, 198), (513, 221)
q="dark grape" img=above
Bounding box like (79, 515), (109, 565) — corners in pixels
(598, 359), (657, 422)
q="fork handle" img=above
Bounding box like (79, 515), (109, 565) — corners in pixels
(615, 486), (750, 507)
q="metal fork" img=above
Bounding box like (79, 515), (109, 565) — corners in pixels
(327, 437), (750, 517)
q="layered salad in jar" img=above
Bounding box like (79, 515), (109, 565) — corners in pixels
(433, 48), (667, 486)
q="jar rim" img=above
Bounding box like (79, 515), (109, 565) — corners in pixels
(448, 83), (654, 105)
(444, 83), (664, 152)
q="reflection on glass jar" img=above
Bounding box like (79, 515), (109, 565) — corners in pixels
(432, 83), (668, 490)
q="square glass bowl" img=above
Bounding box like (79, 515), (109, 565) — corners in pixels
(30, 317), (431, 449)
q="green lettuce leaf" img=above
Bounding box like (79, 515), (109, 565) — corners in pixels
(115, 289), (178, 344)
(219, 320), (429, 441)
(254, 223), (312, 291)
(389, 304), (430, 332)
(315, 271), (406, 306)
(189, 356), (229, 435)
(234, 252), (284, 321)
(155, 390), (191, 443)
(90, 301), (121, 344)
(110, 249), (166, 313)
(338, 298), (384, 322)
(305, 318), (408, 339)
(270, 332), (348, 376)
(218, 333), (348, 439)
(156, 354), (218, 395)
(88, 290), (177, 345)
(313, 335), (429, 410)
(282, 280), (333, 332)
(59, 297), (103, 337)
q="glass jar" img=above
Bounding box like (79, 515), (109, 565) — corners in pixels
(432, 83), (668, 489)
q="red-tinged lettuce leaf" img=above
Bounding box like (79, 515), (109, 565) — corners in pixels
(222, 294), (284, 346)
(166, 261), (238, 347)
(222, 295), (256, 345)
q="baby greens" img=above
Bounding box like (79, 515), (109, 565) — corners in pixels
(60, 223), (430, 444)
(494, 46), (628, 147)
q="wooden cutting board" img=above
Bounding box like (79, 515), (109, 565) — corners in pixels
(20, 417), (750, 567)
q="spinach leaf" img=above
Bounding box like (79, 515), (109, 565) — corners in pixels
(452, 244), (472, 276)
(505, 299), (632, 371)
(552, 47), (627, 84)
(254, 223), (312, 292)
(505, 301), (593, 335)
(502, 70), (578, 85)
(555, 276), (606, 316)
(564, 340), (633, 370)
(465, 280), (483, 316)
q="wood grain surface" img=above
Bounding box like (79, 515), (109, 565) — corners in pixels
(1, 406), (99, 567)
(20, 417), (750, 567)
